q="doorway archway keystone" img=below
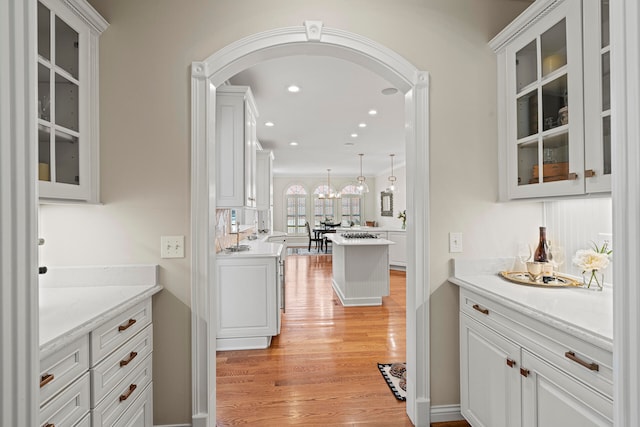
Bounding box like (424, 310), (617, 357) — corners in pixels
(190, 22), (431, 427)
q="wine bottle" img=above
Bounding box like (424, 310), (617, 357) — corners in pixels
(534, 226), (549, 262)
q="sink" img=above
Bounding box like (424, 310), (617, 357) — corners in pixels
(224, 244), (251, 253)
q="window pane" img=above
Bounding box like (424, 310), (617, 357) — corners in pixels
(38, 2), (50, 60)
(542, 74), (568, 130)
(601, 0), (610, 48)
(38, 125), (51, 181)
(603, 115), (611, 175)
(38, 64), (51, 121)
(55, 73), (79, 131)
(517, 90), (538, 139)
(518, 140), (539, 186)
(541, 19), (567, 77)
(602, 51), (610, 112)
(516, 40), (537, 91)
(55, 130), (79, 185)
(55, 16), (79, 79)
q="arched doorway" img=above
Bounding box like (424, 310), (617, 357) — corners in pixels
(190, 21), (431, 426)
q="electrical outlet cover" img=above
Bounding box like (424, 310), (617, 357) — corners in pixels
(161, 235), (185, 258)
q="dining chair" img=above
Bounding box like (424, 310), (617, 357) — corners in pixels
(305, 221), (324, 252)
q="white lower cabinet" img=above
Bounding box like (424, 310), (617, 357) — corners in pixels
(387, 231), (407, 268)
(39, 298), (154, 427)
(217, 255), (281, 350)
(460, 288), (612, 427)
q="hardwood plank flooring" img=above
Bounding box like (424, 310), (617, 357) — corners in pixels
(216, 253), (414, 426)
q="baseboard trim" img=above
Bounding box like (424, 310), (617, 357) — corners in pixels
(430, 404), (464, 423)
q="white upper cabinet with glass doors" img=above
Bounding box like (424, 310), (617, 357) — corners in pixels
(37, 0), (107, 202)
(491, 0), (611, 200)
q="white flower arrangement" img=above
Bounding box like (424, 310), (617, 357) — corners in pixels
(572, 242), (612, 289)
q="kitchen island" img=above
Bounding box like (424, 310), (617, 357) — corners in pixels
(326, 233), (395, 306)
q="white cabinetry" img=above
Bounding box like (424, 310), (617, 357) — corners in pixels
(256, 150), (274, 211)
(216, 256), (281, 350)
(39, 299), (154, 427)
(491, 0), (611, 200)
(37, 0), (107, 202)
(387, 231), (407, 268)
(459, 288), (612, 426)
(216, 86), (259, 208)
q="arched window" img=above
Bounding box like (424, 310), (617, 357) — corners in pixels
(313, 185), (337, 226)
(340, 184), (362, 226)
(285, 184), (307, 235)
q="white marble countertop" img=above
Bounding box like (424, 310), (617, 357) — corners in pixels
(39, 264), (162, 357)
(217, 237), (284, 258)
(327, 234), (395, 246)
(334, 226), (405, 233)
(449, 258), (613, 352)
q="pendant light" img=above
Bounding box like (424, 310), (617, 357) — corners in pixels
(355, 153), (369, 194)
(319, 168), (340, 199)
(387, 154), (397, 192)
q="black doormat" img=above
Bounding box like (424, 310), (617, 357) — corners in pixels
(377, 363), (407, 401)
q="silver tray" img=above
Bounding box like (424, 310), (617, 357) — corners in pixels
(499, 271), (581, 288)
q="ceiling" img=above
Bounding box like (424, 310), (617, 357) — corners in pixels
(229, 55), (406, 179)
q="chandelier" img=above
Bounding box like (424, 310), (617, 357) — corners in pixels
(318, 168), (340, 199)
(387, 154), (397, 192)
(355, 153), (369, 194)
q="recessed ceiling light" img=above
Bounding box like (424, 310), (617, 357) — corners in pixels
(287, 85), (300, 93)
(265, 121), (274, 127)
(358, 123), (367, 128)
(289, 141), (299, 146)
(351, 133), (358, 138)
(382, 87), (398, 95)
(368, 109), (378, 116)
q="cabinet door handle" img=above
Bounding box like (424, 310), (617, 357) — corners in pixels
(520, 368), (530, 377)
(40, 373), (54, 388)
(119, 384), (137, 402)
(568, 172), (579, 180)
(118, 318), (137, 332)
(472, 304), (489, 315)
(585, 169), (596, 178)
(506, 358), (516, 368)
(119, 351), (138, 367)
(565, 351), (599, 371)
(44, 424), (55, 427)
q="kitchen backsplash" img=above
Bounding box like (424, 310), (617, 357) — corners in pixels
(215, 209), (255, 252)
(544, 197), (613, 282)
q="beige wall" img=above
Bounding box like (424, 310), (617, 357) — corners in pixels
(38, 0), (539, 423)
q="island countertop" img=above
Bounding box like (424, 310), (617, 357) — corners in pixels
(327, 234), (395, 246)
(39, 265), (162, 357)
(449, 258), (613, 352)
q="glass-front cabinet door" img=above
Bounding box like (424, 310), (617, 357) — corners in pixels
(37, 0), (106, 202)
(506, 0), (584, 199)
(583, 0), (612, 193)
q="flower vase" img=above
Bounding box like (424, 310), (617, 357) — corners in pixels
(401, 221), (406, 230)
(582, 270), (604, 291)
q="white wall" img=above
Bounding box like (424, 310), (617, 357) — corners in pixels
(38, 0), (545, 423)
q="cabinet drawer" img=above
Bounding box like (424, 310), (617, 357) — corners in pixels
(40, 372), (90, 427)
(92, 353), (153, 427)
(461, 289), (613, 399)
(91, 324), (153, 406)
(91, 299), (152, 365)
(113, 382), (153, 427)
(40, 335), (90, 406)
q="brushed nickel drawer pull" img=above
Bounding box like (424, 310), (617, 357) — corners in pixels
(119, 384), (137, 402)
(506, 358), (516, 368)
(118, 318), (136, 332)
(40, 373), (54, 388)
(119, 351), (138, 367)
(472, 304), (489, 315)
(520, 368), (530, 377)
(565, 351), (599, 371)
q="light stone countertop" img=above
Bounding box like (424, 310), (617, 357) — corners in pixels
(449, 258), (613, 352)
(38, 265), (162, 357)
(217, 237), (284, 258)
(327, 234), (395, 246)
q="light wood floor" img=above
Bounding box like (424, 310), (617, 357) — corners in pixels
(216, 253), (413, 426)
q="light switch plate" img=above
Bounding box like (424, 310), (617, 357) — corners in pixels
(161, 235), (185, 258)
(449, 232), (463, 253)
